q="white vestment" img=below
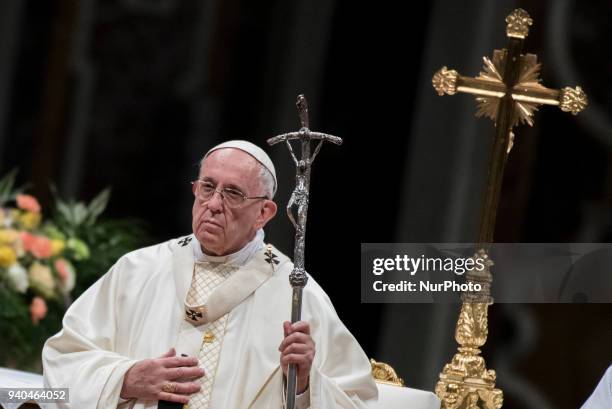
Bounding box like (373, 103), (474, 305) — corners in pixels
(42, 232), (377, 409)
(581, 365), (612, 409)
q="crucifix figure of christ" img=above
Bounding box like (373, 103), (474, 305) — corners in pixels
(431, 8), (587, 409)
(267, 94), (342, 409)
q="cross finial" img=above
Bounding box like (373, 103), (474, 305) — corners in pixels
(505, 8), (533, 39)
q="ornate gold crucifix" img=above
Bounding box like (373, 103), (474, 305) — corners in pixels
(431, 9), (587, 409)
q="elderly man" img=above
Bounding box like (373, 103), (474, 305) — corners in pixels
(43, 140), (377, 408)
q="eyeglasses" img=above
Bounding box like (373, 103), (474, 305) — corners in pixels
(191, 180), (268, 209)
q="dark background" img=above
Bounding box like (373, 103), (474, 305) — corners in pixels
(0, 0), (611, 407)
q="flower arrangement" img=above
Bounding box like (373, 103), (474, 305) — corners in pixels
(0, 170), (148, 370)
(0, 172), (91, 323)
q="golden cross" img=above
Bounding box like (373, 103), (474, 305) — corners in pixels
(432, 8), (587, 244)
(430, 9), (587, 409)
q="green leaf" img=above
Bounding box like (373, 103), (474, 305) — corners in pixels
(0, 169), (18, 205)
(56, 200), (73, 223)
(72, 203), (88, 225)
(86, 188), (111, 225)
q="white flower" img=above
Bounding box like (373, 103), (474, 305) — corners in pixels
(6, 263), (28, 293)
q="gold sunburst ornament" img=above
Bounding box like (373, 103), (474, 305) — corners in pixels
(474, 51), (553, 128)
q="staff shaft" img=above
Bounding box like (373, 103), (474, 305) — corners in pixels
(286, 287), (304, 409)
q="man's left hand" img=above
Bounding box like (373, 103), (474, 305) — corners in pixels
(279, 320), (315, 394)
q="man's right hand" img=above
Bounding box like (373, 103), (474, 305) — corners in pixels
(120, 347), (204, 404)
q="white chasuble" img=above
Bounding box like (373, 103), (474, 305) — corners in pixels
(582, 365), (612, 409)
(42, 233), (378, 409)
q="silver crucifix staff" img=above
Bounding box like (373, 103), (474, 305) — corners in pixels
(267, 94), (342, 409)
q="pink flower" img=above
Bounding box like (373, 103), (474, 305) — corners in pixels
(20, 232), (53, 259)
(31, 237), (52, 259)
(20, 231), (35, 250)
(54, 258), (75, 292)
(30, 296), (47, 325)
(55, 259), (69, 282)
(16, 194), (41, 213)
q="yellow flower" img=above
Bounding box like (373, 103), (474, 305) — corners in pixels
(18, 211), (42, 230)
(0, 229), (19, 245)
(29, 262), (55, 298)
(51, 239), (65, 256)
(0, 245), (17, 267)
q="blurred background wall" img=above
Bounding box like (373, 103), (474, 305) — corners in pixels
(0, 0), (611, 407)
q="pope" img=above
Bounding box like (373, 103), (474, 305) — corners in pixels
(42, 140), (377, 409)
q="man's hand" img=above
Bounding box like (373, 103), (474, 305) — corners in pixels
(120, 348), (204, 404)
(278, 321), (315, 394)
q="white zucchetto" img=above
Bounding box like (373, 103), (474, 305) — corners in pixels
(204, 140), (277, 195)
